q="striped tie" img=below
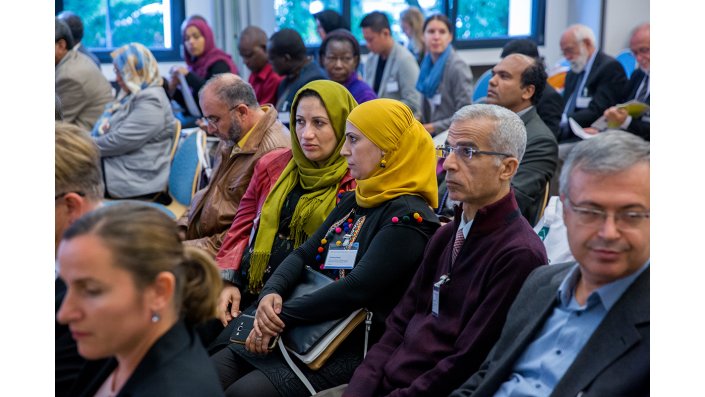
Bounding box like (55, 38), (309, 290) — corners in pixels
(452, 227), (465, 263)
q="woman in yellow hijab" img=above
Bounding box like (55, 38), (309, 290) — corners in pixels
(210, 98), (441, 397)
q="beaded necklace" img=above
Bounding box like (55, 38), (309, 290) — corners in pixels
(316, 208), (367, 279)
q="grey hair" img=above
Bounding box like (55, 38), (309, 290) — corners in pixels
(451, 104), (527, 163)
(559, 130), (650, 197)
(199, 73), (259, 108)
(567, 24), (596, 47)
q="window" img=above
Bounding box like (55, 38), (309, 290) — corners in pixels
(56, 0), (185, 62)
(274, 0), (544, 51)
(274, 0), (343, 46)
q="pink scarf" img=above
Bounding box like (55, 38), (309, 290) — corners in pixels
(183, 19), (238, 79)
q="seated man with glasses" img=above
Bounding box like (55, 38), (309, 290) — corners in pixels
(178, 73), (290, 257)
(450, 130), (649, 397)
(343, 104), (548, 397)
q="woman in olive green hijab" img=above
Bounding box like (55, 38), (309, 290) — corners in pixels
(214, 80), (358, 323)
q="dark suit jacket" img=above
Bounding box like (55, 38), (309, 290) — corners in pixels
(512, 107), (558, 226)
(622, 69), (650, 141)
(560, 51), (627, 141)
(68, 322), (224, 397)
(536, 84), (564, 139)
(450, 262), (650, 397)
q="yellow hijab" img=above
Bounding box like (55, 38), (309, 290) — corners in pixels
(347, 98), (438, 208)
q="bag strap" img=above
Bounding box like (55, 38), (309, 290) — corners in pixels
(363, 310), (373, 358)
(279, 337), (317, 395)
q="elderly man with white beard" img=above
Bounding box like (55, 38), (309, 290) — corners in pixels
(557, 24), (626, 148)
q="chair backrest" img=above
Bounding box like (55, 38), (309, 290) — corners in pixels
(472, 69), (493, 103)
(534, 180), (551, 226)
(168, 130), (204, 206)
(102, 199), (176, 220)
(168, 119), (182, 163)
(616, 49), (637, 79)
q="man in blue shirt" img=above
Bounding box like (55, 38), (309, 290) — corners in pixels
(450, 130), (649, 397)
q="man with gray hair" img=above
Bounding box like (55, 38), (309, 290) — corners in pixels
(558, 24), (627, 144)
(343, 104), (548, 397)
(178, 73), (290, 256)
(450, 130), (649, 397)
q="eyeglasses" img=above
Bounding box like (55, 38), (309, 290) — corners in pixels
(203, 105), (240, 126)
(564, 198), (650, 229)
(631, 46), (650, 56)
(435, 145), (513, 160)
(55, 191), (86, 200)
(323, 55), (355, 64)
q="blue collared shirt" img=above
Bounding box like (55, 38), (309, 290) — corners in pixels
(458, 211), (474, 239)
(493, 260), (650, 397)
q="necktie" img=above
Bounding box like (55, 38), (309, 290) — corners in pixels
(635, 74), (649, 102)
(563, 71), (585, 116)
(452, 227), (465, 263)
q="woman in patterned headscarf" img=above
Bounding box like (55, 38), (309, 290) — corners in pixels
(92, 42), (177, 202)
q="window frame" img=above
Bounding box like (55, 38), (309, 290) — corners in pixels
(55, 0), (186, 63)
(292, 0), (545, 53)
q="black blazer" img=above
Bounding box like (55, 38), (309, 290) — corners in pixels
(68, 322), (224, 397)
(560, 51), (628, 141)
(536, 84), (564, 139)
(512, 107), (558, 226)
(622, 69), (650, 141)
(449, 262), (650, 397)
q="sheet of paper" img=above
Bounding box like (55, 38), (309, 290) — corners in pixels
(178, 73), (202, 117)
(569, 117), (598, 140)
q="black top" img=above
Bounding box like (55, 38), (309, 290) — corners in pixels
(68, 322), (224, 397)
(171, 60), (232, 117)
(236, 184), (307, 305)
(259, 192), (440, 330)
(56, 278), (85, 397)
(373, 56), (387, 93)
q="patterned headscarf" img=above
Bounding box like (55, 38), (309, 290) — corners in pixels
(92, 43), (162, 136)
(347, 98), (439, 208)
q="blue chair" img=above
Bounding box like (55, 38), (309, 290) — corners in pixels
(616, 49), (636, 79)
(102, 200), (176, 219)
(166, 130), (206, 218)
(472, 69), (493, 103)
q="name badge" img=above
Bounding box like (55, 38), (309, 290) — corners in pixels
(278, 111), (290, 124)
(431, 94), (442, 106)
(575, 96), (592, 108)
(432, 274), (450, 317)
(323, 242), (359, 269)
(386, 80), (399, 93)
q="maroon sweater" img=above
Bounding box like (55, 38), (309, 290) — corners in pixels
(344, 190), (548, 397)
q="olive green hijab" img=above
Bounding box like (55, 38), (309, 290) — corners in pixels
(248, 80), (358, 291)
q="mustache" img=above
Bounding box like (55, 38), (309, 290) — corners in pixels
(586, 238), (629, 252)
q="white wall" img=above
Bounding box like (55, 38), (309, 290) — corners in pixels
(603, 0), (650, 55)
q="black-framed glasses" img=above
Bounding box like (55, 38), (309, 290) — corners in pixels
(203, 105), (240, 126)
(564, 198), (650, 229)
(435, 145), (513, 160)
(55, 191), (86, 200)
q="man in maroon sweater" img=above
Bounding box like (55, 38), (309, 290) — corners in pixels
(342, 104), (548, 397)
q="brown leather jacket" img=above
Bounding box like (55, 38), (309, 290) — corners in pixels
(179, 106), (290, 256)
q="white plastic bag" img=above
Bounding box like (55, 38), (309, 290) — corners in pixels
(533, 197), (575, 265)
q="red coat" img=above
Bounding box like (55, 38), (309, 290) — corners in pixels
(215, 148), (356, 271)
